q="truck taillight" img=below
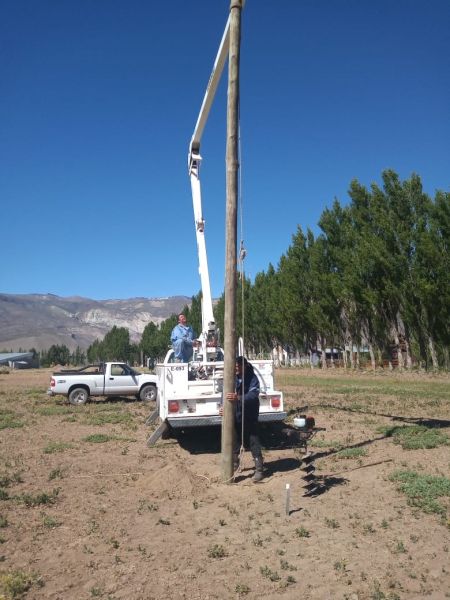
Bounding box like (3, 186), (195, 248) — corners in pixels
(50, 378), (55, 388)
(271, 395), (281, 408)
(168, 400), (180, 413)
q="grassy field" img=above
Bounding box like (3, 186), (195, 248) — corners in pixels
(0, 367), (449, 599)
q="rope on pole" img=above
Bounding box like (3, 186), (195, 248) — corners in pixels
(236, 117), (248, 474)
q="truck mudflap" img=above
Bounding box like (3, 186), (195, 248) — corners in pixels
(167, 412), (287, 429)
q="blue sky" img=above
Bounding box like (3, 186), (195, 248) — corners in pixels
(1, 0), (449, 301)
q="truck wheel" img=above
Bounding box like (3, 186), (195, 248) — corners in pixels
(140, 384), (157, 402)
(68, 387), (89, 405)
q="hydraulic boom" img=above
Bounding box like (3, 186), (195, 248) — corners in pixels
(188, 16), (231, 359)
(148, 5), (286, 445)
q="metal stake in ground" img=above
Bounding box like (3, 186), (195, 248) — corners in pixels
(285, 483), (291, 516)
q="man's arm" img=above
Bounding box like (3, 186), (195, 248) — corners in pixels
(171, 325), (180, 343)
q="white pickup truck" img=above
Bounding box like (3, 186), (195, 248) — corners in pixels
(47, 362), (158, 405)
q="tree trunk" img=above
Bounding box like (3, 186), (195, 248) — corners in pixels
(272, 345), (280, 367)
(392, 327), (404, 370)
(349, 342), (355, 369)
(443, 347), (449, 370)
(396, 313), (410, 369)
(368, 343), (376, 371)
(377, 347), (383, 368)
(404, 337), (413, 369)
(329, 341), (335, 369)
(427, 333), (438, 370)
(321, 337), (327, 369)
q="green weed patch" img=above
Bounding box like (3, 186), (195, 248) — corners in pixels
(336, 447), (367, 459)
(82, 433), (118, 443)
(25, 388), (45, 398)
(0, 473), (23, 488)
(84, 411), (133, 426)
(379, 425), (449, 449)
(86, 403), (122, 413)
(279, 373), (449, 402)
(42, 513), (61, 529)
(390, 470), (450, 515)
(19, 488), (60, 507)
(43, 441), (74, 454)
(207, 544), (227, 559)
(0, 569), (42, 598)
(0, 410), (24, 430)
(35, 405), (74, 417)
(309, 438), (343, 449)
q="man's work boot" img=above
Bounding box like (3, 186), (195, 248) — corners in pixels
(253, 457), (264, 483)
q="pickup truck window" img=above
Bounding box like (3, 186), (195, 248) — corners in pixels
(110, 364), (138, 377)
(111, 364), (128, 376)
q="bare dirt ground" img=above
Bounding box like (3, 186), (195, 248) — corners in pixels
(0, 367), (449, 600)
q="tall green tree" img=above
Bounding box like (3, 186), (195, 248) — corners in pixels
(43, 344), (70, 366)
(140, 322), (161, 360)
(87, 339), (104, 363)
(102, 326), (132, 362)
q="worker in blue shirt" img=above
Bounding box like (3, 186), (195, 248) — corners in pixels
(171, 314), (196, 362)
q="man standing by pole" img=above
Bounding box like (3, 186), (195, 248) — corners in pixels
(221, 0), (243, 482)
(226, 356), (265, 482)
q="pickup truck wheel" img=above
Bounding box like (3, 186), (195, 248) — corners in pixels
(68, 387), (89, 405)
(140, 384), (157, 403)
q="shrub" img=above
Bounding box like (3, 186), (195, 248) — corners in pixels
(207, 544), (227, 559)
(20, 488), (60, 507)
(0, 570), (42, 598)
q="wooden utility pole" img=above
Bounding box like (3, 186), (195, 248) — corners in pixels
(221, 0), (242, 482)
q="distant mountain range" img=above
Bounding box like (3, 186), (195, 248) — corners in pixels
(0, 293), (191, 352)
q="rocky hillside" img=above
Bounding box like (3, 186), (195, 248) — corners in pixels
(0, 293), (190, 352)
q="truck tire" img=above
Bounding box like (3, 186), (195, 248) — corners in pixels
(140, 384), (157, 403)
(68, 387), (89, 405)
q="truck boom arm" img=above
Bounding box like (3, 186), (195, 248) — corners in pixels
(189, 17), (230, 158)
(188, 16), (231, 350)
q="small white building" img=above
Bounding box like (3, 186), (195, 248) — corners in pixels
(0, 352), (38, 369)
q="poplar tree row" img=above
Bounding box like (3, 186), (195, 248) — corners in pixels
(142, 170), (449, 369)
(215, 170), (449, 368)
